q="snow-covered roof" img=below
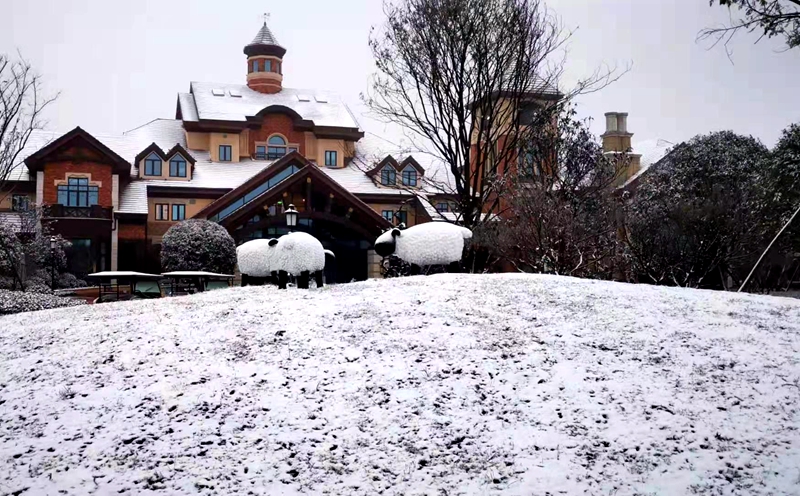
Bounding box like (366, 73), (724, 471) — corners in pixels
(87, 271), (162, 279)
(188, 82), (361, 130)
(0, 212), (25, 232)
(623, 138), (674, 187)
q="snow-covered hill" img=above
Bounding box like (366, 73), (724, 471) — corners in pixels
(2, 274), (800, 495)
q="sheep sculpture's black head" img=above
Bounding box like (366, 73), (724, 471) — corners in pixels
(374, 227), (401, 257)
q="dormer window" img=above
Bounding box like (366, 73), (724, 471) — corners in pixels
(401, 166), (418, 187)
(380, 166), (396, 186)
(144, 153), (162, 176)
(169, 155), (188, 177)
(267, 135), (287, 159)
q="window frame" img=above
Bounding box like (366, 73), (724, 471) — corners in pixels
(219, 145), (233, 162)
(380, 166), (397, 186)
(267, 135), (287, 160)
(395, 210), (408, 225)
(155, 203), (170, 221)
(57, 177), (99, 207)
(171, 204), (186, 221)
(11, 194), (29, 212)
(401, 166), (418, 187)
(144, 153), (162, 176)
(169, 155), (188, 178)
(324, 150), (338, 167)
(264, 59), (272, 72)
(435, 202), (449, 213)
(381, 210), (394, 223)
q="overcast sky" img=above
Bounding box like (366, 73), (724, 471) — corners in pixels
(3, 0), (798, 148)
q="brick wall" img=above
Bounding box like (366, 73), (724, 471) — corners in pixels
(119, 223), (146, 241)
(249, 114), (306, 156)
(43, 161), (113, 207)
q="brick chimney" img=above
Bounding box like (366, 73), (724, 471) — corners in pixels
(601, 112), (641, 184)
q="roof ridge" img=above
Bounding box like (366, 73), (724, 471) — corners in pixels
(122, 118), (179, 136)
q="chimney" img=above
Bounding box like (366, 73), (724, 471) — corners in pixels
(601, 112), (631, 152)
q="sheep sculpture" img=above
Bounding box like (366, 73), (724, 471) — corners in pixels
(236, 232), (330, 289)
(374, 222), (472, 272)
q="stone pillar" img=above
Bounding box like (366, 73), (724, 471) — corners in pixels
(111, 174), (119, 271)
(35, 171), (44, 206)
(367, 249), (382, 279)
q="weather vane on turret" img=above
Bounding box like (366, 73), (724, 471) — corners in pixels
(262, 12), (270, 24)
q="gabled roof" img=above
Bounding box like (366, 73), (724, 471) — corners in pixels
(24, 127), (131, 175)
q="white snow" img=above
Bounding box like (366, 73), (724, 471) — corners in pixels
(270, 232), (325, 275)
(236, 239), (276, 277)
(376, 222), (472, 266)
(86, 271), (162, 279)
(1, 274), (800, 494)
(161, 272), (234, 278)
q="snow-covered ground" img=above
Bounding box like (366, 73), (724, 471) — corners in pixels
(1, 274), (800, 495)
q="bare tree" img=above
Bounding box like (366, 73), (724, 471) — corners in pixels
(700, 0), (800, 54)
(0, 53), (57, 198)
(480, 106), (630, 278)
(362, 0), (625, 231)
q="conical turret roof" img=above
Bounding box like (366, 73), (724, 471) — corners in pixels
(244, 21), (286, 58)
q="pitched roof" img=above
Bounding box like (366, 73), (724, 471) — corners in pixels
(250, 22), (281, 46)
(186, 82), (361, 130)
(621, 139), (675, 188)
(24, 127), (130, 174)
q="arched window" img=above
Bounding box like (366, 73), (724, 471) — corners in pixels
(267, 135), (287, 159)
(144, 153), (162, 176)
(401, 166), (418, 187)
(169, 155), (187, 178)
(380, 166), (396, 186)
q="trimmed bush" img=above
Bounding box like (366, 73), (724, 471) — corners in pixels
(160, 219), (237, 274)
(0, 290), (84, 315)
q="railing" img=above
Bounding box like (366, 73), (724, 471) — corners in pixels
(253, 151), (286, 161)
(45, 204), (113, 220)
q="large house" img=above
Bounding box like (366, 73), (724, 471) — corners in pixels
(1, 22), (666, 283)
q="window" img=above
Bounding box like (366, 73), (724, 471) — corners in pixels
(396, 211), (408, 225)
(169, 156), (187, 177)
(57, 177), (99, 207)
(144, 153), (162, 176)
(11, 195), (29, 212)
(381, 210), (394, 223)
(251, 60), (259, 73)
(209, 165), (301, 222)
(401, 167), (418, 187)
(171, 204), (186, 221)
(324, 150), (337, 167)
(267, 135), (287, 159)
(519, 147), (537, 178)
(155, 204), (169, 221)
(219, 145), (232, 162)
(264, 60), (272, 72)
(256, 145), (267, 160)
(380, 166), (396, 186)
(435, 202), (449, 213)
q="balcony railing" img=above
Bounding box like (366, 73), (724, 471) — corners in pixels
(45, 204), (113, 220)
(253, 151), (286, 161)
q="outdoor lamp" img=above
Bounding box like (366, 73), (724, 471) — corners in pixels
(285, 203), (298, 228)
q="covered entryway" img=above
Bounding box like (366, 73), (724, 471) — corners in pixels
(194, 153), (391, 283)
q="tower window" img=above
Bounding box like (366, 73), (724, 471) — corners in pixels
(267, 135), (287, 159)
(264, 60), (272, 72)
(401, 166), (418, 187)
(170, 155), (187, 177)
(144, 152), (162, 176)
(324, 150), (337, 167)
(251, 60), (259, 73)
(219, 145), (232, 162)
(380, 166), (396, 186)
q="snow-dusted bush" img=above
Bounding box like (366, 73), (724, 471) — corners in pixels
(161, 220), (237, 274)
(0, 222), (24, 290)
(374, 222), (472, 266)
(268, 232), (325, 276)
(236, 239), (275, 277)
(57, 272), (87, 289)
(0, 289), (84, 315)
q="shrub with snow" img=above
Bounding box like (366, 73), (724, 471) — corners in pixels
(161, 220), (237, 274)
(236, 239), (275, 278)
(374, 222), (472, 267)
(0, 289), (84, 315)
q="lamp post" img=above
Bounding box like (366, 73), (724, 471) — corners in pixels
(49, 236), (57, 290)
(285, 203), (298, 231)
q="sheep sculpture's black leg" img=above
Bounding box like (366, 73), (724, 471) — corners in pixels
(298, 271), (310, 289)
(241, 274), (249, 287)
(409, 265), (421, 276)
(271, 271), (278, 286)
(447, 261), (461, 273)
(278, 271), (289, 290)
(314, 270), (324, 288)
